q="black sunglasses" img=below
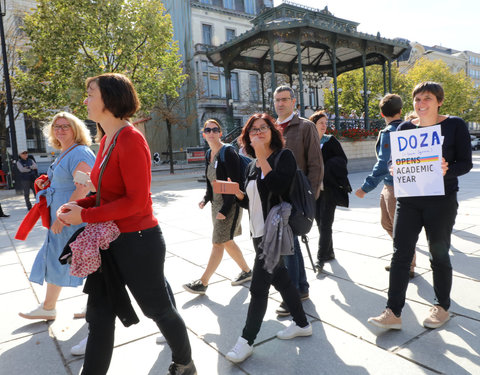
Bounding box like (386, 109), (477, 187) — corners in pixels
(203, 127), (220, 134)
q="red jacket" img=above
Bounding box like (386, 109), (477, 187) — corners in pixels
(15, 175), (51, 240)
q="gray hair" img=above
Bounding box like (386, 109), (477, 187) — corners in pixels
(274, 85), (295, 98)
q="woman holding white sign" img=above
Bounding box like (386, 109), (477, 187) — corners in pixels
(368, 81), (472, 330)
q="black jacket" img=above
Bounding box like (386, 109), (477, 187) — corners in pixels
(203, 145), (244, 216)
(238, 148), (296, 221)
(321, 136), (351, 207)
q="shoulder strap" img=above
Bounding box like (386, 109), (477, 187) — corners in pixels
(96, 126), (127, 207)
(54, 144), (79, 167)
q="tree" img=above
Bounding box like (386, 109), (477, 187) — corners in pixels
(323, 64), (410, 121)
(323, 58), (480, 125)
(14, 0), (186, 120)
(406, 58), (480, 122)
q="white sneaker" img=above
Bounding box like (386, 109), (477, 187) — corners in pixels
(19, 303), (56, 321)
(225, 337), (253, 363)
(276, 321), (313, 340)
(71, 336), (88, 356)
(156, 334), (166, 344)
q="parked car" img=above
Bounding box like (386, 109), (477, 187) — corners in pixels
(472, 137), (480, 151)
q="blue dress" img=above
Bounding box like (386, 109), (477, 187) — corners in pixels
(29, 144), (96, 286)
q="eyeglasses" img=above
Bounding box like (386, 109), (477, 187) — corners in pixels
(203, 127), (220, 134)
(249, 125), (270, 135)
(274, 97), (292, 104)
(53, 124), (71, 131)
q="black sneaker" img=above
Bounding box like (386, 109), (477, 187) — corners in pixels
(231, 270), (252, 286)
(183, 280), (207, 295)
(315, 260), (325, 272)
(275, 301), (290, 316)
(167, 360), (197, 375)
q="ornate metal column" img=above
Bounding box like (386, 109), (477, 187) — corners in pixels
(388, 58), (392, 93)
(260, 70), (266, 112)
(296, 37), (305, 118)
(382, 60), (387, 95)
(362, 50), (369, 130)
(331, 43), (339, 128)
(224, 64), (234, 132)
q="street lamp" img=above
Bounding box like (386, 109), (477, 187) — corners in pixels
(0, 0), (18, 167)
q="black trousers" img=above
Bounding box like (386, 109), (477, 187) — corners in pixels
(21, 178), (35, 210)
(387, 193), (458, 316)
(241, 237), (308, 346)
(315, 189), (337, 261)
(81, 226), (192, 375)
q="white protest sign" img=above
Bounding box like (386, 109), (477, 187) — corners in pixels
(390, 125), (444, 197)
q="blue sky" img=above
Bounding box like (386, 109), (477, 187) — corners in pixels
(274, 0), (478, 52)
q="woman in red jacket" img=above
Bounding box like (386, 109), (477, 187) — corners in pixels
(58, 73), (195, 375)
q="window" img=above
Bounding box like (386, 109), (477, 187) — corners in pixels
(249, 74), (259, 102)
(231, 72), (239, 100)
(226, 28), (236, 42)
(24, 117), (46, 153)
(202, 24), (212, 45)
(200, 61), (239, 100)
(224, 0), (235, 9)
(244, 0), (255, 14)
(200, 0), (212, 4)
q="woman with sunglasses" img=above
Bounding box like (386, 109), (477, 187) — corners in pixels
(183, 119), (251, 294)
(225, 113), (312, 364)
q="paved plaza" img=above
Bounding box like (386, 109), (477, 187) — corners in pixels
(0, 153), (479, 375)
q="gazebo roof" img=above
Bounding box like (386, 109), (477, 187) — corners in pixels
(207, 2), (409, 76)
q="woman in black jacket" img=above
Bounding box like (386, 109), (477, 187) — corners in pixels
(225, 113), (312, 364)
(309, 111), (351, 271)
(183, 119), (251, 294)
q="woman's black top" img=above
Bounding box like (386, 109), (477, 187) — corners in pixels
(238, 148), (296, 221)
(203, 145), (244, 216)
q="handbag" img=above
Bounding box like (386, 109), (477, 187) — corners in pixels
(59, 127), (126, 265)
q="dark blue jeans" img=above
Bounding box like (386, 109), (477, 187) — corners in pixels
(284, 236), (309, 294)
(387, 193), (457, 316)
(82, 226), (192, 375)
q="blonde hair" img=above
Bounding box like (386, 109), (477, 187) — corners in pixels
(44, 112), (92, 150)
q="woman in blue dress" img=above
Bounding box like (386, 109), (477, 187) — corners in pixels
(19, 112), (95, 321)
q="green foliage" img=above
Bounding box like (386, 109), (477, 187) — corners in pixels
(14, 0), (186, 120)
(323, 58), (480, 123)
(406, 58), (480, 122)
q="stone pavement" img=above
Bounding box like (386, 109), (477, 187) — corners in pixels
(0, 153), (479, 375)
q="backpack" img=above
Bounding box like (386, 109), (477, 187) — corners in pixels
(272, 150), (316, 236)
(206, 144), (251, 179)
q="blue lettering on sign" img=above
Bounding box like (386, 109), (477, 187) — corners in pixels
(397, 131), (441, 151)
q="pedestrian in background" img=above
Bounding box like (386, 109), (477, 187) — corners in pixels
(183, 119), (251, 295)
(368, 81), (473, 331)
(310, 110), (351, 271)
(16, 150), (38, 211)
(355, 94), (416, 278)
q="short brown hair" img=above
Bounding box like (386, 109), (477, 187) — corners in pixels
(412, 81), (444, 103)
(86, 73), (140, 119)
(309, 110), (328, 124)
(379, 94), (403, 117)
(239, 113), (284, 158)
